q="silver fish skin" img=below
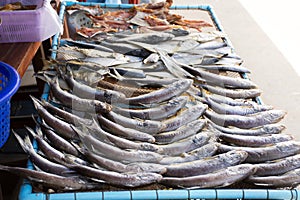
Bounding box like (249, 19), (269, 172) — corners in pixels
(97, 114), (155, 143)
(80, 119), (162, 153)
(210, 122), (286, 136)
(205, 96), (273, 116)
(106, 111), (165, 134)
(159, 131), (211, 156)
(217, 141), (300, 163)
(106, 32), (174, 44)
(205, 109), (286, 129)
(219, 132), (293, 147)
(13, 132), (74, 176)
(112, 96), (188, 120)
(38, 124), (79, 157)
(165, 150), (248, 177)
(67, 163), (162, 188)
(100, 41), (141, 54)
(247, 168), (300, 188)
(254, 154), (300, 176)
(202, 84), (261, 99)
(73, 126), (163, 163)
(183, 66), (257, 89)
(159, 143), (218, 165)
(154, 119), (206, 144)
(31, 96), (78, 140)
(126, 79), (193, 105)
(65, 39), (114, 52)
(41, 99), (91, 126)
(78, 147), (166, 174)
(0, 164), (99, 191)
(206, 93), (258, 106)
(162, 103), (207, 132)
(59, 68), (126, 104)
(192, 40), (227, 50)
(193, 64), (251, 74)
(160, 164), (256, 188)
(45, 75), (111, 114)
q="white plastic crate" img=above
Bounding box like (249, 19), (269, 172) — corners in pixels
(0, 0), (62, 43)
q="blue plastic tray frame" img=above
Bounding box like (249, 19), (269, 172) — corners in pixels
(18, 1), (295, 199)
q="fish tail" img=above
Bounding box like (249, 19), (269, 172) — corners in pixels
(0, 164), (12, 172)
(30, 95), (43, 111)
(12, 130), (30, 153)
(25, 126), (39, 139)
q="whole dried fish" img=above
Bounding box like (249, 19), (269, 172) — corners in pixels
(31, 96), (79, 140)
(67, 163), (162, 188)
(159, 143), (218, 165)
(165, 150), (248, 177)
(159, 131), (211, 156)
(205, 109), (286, 129)
(0, 164), (100, 191)
(112, 96), (188, 120)
(163, 103), (207, 132)
(210, 122), (286, 136)
(73, 126), (163, 163)
(160, 164), (256, 188)
(205, 96), (273, 115)
(106, 32), (174, 44)
(77, 147), (166, 174)
(97, 114), (155, 142)
(13, 132), (75, 176)
(219, 132), (293, 147)
(247, 168), (300, 188)
(105, 111), (165, 134)
(154, 119), (206, 144)
(201, 84), (261, 99)
(254, 154), (300, 176)
(218, 141), (300, 163)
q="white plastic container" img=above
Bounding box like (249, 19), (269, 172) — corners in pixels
(0, 0), (62, 43)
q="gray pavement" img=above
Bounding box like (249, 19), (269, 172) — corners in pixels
(173, 0), (300, 140)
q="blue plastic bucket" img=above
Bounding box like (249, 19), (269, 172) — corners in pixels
(0, 61), (21, 148)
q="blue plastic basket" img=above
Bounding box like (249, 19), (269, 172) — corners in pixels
(0, 61), (20, 148)
(18, 1), (295, 199)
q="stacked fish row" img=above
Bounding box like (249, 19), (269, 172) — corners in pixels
(1, 1), (300, 193)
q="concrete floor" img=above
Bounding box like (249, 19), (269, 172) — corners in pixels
(172, 0), (300, 140)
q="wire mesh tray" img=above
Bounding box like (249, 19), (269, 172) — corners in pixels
(18, 1), (298, 199)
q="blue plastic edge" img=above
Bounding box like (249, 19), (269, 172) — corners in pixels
(18, 1), (292, 200)
(0, 61), (21, 105)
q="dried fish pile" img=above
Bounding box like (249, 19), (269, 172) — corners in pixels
(2, 0), (300, 193)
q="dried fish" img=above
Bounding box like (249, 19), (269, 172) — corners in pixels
(163, 103), (207, 132)
(205, 96), (273, 115)
(165, 150), (248, 177)
(13, 132), (75, 176)
(154, 119), (206, 144)
(0, 164), (100, 191)
(201, 84), (262, 99)
(254, 154), (300, 176)
(219, 132), (293, 147)
(210, 122), (286, 136)
(247, 168), (300, 188)
(205, 109), (286, 129)
(73, 126), (163, 163)
(218, 141), (300, 163)
(126, 79), (193, 104)
(112, 96), (188, 120)
(160, 164), (256, 188)
(97, 114), (155, 143)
